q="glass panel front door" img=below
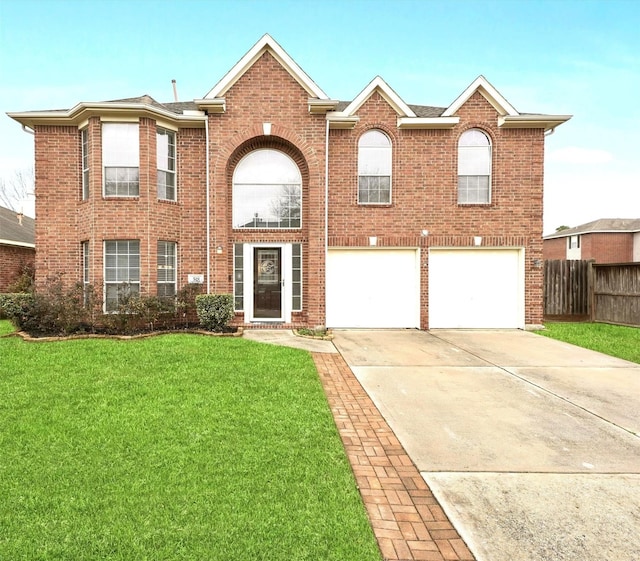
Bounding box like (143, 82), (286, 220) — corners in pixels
(253, 248), (282, 319)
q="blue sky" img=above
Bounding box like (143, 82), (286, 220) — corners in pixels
(1, 0), (638, 233)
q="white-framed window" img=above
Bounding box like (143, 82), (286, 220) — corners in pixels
(104, 240), (140, 311)
(233, 243), (244, 311)
(157, 128), (176, 201)
(458, 128), (492, 204)
(568, 235), (580, 249)
(102, 123), (139, 197)
(358, 129), (392, 204)
(157, 241), (176, 299)
(232, 149), (302, 229)
(292, 243), (302, 311)
(81, 128), (89, 200)
(82, 241), (90, 305)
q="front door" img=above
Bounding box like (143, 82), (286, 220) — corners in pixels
(253, 247), (282, 319)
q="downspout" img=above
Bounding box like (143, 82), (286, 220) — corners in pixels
(205, 114), (211, 294)
(324, 116), (329, 325)
(22, 124), (35, 135)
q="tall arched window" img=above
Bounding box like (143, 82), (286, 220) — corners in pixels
(458, 129), (492, 204)
(358, 129), (392, 204)
(232, 149), (302, 229)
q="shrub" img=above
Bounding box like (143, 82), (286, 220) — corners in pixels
(195, 294), (234, 332)
(0, 293), (36, 323)
(102, 293), (176, 334)
(7, 263), (35, 294)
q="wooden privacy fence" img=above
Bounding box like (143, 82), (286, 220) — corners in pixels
(544, 260), (592, 320)
(593, 262), (640, 326)
(544, 260), (640, 327)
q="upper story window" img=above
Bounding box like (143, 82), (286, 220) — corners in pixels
(568, 235), (580, 249)
(157, 128), (176, 201)
(358, 130), (391, 204)
(232, 149), (301, 229)
(81, 128), (89, 200)
(458, 129), (491, 204)
(102, 123), (139, 197)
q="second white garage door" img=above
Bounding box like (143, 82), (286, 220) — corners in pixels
(326, 248), (420, 328)
(429, 248), (524, 329)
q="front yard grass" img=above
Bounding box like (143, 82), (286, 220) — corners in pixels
(539, 322), (640, 364)
(0, 321), (381, 561)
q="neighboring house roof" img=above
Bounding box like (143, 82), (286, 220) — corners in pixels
(7, 34), (572, 133)
(0, 205), (35, 248)
(544, 218), (640, 240)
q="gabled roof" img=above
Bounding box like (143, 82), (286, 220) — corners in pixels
(7, 36), (571, 133)
(328, 76), (458, 130)
(443, 75), (518, 117)
(544, 218), (640, 239)
(199, 33), (331, 104)
(0, 205), (35, 248)
(442, 75), (571, 131)
(7, 95), (207, 129)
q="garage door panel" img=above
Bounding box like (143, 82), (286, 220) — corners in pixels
(429, 249), (523, 329)
(327, 249), (420, 328)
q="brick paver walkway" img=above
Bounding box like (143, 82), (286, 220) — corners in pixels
(313, 352), (475, 561)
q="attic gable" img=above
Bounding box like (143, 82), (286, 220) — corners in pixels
(443, 75), (571, 131)
(443, 75), (518, 117)
(197, 34), (332, 113)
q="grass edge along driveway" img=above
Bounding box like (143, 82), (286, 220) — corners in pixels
(537, 321), (640, 364)
(0, 326), (382, 561)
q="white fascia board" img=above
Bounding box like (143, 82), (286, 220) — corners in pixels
(499, 114), (572, 131)
(203, 34), (329, 100)
(0, 239), (35, 249)
(342, 76), (416, 118)
(194, 98), (226, 113)
(397, 116), (459, 129)
(8, 102), (207, 129)
(443, 75), (519, 117)
(326, 113), (360, 129)
(309, 99), (341, 114)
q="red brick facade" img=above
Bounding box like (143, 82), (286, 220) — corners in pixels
(543, 232), (635, 263)
(0, 244), (34, 292)
(13, 36), (570, 329)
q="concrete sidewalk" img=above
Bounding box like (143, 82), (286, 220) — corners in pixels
(333, 329), (640, 561)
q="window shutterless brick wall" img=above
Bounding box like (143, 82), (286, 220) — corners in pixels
(0, 245), (34, 292)
(32, 54), (548, 328)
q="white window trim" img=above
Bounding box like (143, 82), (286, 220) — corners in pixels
(457, 128), (492, 205)
(103, 240), (141, 313)
(157, 128), (176, 201)
(157, 241), (177, 298)
(358, 129), (392, 205)
(102, 123), (140, 198)
(242, 242), (293, 323)
(81, 128), (89, 200)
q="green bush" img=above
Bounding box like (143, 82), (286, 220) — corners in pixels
(0, 293), (36, 323)
(195, 294), (234, 332)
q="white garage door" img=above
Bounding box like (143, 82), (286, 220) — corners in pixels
(429, 248), (524, 328)
(327, 249), (420, 328)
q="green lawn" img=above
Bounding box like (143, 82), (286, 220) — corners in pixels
(538, 322), (640, 364)
(0, 321), (381, 561)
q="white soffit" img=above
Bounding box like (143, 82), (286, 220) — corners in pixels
(443, 75), (519, 117)
(7, 102), (207, 129)
(341, 76), (417, 118)
(203, 34), (329, 100)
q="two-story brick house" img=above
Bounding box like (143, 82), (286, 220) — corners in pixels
(8, 34), (570, 329)
(543, 218), (640, 263)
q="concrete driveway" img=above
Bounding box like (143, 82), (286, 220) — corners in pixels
(333, 329), (640, 561)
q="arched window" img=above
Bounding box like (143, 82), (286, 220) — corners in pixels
(358, 129), (392, 204)
(232, 149), (302, 229)
(458, 129), (492, 204)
